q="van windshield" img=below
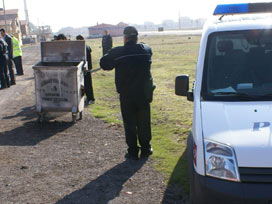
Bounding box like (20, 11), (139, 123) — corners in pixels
(201, 29), (272, 101)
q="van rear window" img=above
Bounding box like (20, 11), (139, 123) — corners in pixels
(201, 29), (272, 101)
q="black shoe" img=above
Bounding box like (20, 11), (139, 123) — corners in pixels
(16, 73), (24, 76)
(87, 100), (95, 105)
(140, 148), (153, 159)
(125, 153), (139, 161)
(10, 82), (16, 86)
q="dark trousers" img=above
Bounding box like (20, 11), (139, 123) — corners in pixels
(84, 72), (95, 101)
(102, 47), (110, 56)
(120, 95), (152, 155)
(13, 56), (24, 75)
(7, 59), (15, 84)
(0, 61), (9, 88)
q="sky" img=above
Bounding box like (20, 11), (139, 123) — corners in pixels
(3, 0), (272, 32)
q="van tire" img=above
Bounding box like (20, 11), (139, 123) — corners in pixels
(187, 133), (197, 204)
(189, 189), (196, 204)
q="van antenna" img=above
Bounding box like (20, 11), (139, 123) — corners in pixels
(219, 15), (225, 21)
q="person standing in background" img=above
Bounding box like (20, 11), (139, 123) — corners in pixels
(56, 34), (67, 41)
(11, 35), (24, 75)
(0, 38), (9, 89)
(102, 30), (112, 56)
(0, 28), (16, 85)
(76, 35), (95, 105)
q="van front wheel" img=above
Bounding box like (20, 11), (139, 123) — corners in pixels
(187, 133), (198, 204)
(189, 182), (197, 204)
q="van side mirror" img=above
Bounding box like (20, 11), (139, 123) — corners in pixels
(175, 75), (194, 102)
(175, 75), (189, 96)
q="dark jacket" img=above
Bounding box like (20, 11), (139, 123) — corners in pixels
(0, 39), (8, 64)
(3, 34), (13, 59)
(100, 41), (153, 101)
(86, 45), (92, 70)
(102, 34), (112, 54)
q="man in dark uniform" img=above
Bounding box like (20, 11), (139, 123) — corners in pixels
(102, 30), (112, 56)
(100, 26), (154, 160)
(76, 35), (95, 104)
(0, 29), (15, 85)
(0, 38), (9, 89)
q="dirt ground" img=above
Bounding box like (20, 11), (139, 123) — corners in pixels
(0, 45), (187, 204)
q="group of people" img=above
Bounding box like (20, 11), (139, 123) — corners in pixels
(76, 27), (154, 160)
(0, 28), (24, 90)
(1, 26), (153, 161)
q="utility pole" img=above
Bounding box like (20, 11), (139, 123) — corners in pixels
(2, 0), (7, 31)
(24, 0), (30, 36)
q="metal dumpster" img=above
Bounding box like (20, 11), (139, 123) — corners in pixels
(33, 40), (86, 123)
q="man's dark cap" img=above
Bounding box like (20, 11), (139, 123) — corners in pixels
(123, 26), (138, 37)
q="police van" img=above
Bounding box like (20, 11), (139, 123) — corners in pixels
(175, 3), (272, 204)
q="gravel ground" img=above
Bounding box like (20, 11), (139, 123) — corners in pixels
(0, 45), (187, 204)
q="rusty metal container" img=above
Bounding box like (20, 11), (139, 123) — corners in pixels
(33, 40), (86, 123)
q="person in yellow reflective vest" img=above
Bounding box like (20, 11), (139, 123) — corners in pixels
(11, 35), (24, 75)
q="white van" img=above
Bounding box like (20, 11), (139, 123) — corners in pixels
(175, 3), (272, 204)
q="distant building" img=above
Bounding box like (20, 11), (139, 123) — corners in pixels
(57, 26), (89, 38)
(179, 17), (206, 29)
(38, 26), (52, 42)
(0, 9), (22, 43)
(88, 22), (128, 37)
(20, 20), (29, 37)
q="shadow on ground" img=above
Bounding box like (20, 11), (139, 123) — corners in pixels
(22, 76), (35, 81)
(3, 106), (37, 121)
(0, 120), (73, 146)
(162, 149), (189, 204)
(55, 159), (147, 204)
(0, 105), (73, 146)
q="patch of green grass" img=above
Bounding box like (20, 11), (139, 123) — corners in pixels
(86, 35), (200, 194)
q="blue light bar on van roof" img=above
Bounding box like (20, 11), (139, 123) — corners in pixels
(214, 2), (272, 15)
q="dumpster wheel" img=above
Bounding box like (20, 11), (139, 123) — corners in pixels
(37, 113), (45, 123)
(79, 111), (83, 120)
(72, 113), (77, 123)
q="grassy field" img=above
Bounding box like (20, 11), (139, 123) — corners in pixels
(86, 35), (200, 194)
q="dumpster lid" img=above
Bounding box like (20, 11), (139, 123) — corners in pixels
(41, 40), (86, 63)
